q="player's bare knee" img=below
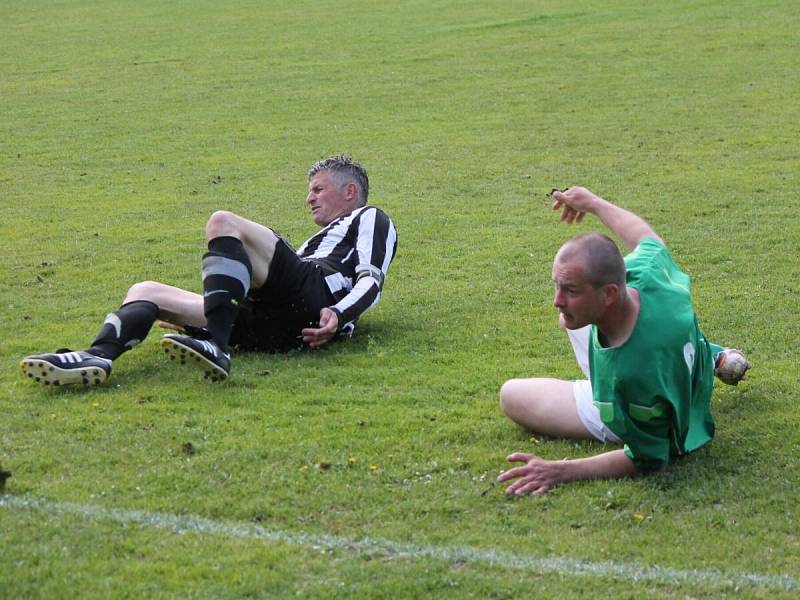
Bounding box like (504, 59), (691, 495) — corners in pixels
(125, 280), (161, 303)
(205, 210), (240, 240)
(499, 379), (525, 416)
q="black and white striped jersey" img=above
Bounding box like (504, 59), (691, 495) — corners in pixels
(297, 205), (397, 335)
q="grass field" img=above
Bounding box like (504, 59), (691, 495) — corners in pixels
(2, 0), (799, 597)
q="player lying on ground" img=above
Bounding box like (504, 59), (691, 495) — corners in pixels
(21, 155), (397, 385)
(497, 186), (750, 496)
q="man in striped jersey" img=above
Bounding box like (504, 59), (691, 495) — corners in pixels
(21, 155), (397, 386)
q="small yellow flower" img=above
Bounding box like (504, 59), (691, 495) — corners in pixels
(91, 402), (100, 408)
(529, 435), (539, 444)
(633, 512), (645, 522)
(299, 464), (309, 471)
(347, 457), (357, 466)
(369, 465), (379, 472)
(49, 413), (58, 420)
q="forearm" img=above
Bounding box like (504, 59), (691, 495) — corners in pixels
(331, 276), (380, 328)
(559, 449), (640, 484)
(498, 449), (641, 495)
(589, 196), (662, 252)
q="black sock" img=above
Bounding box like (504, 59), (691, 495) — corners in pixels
(87, 300), (160, 360)
(202, 236), (252, 351)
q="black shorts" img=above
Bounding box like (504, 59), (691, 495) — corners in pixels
(229, 238), (335, 353)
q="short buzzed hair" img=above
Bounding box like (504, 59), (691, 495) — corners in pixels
(557, 232), (626, 289)
(308, 155), (369, 206)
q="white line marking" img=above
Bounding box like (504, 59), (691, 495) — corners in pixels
(1, 494), (797, 592)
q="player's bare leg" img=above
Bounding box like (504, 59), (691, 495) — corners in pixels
(500, 377), (596, 440)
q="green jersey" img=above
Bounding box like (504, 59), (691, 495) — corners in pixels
(589, 237), (715, 472)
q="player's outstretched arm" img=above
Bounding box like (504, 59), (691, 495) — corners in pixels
(497, 449), (640, 496)
(551, 187), (663, 252)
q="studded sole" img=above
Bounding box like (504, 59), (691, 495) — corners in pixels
(19, 359), (108, 387)
(159, 338), (228, 382)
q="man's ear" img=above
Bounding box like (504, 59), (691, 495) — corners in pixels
(345, 182), (358, 202)
(602, 282), (620, 307)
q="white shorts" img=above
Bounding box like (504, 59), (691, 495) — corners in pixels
(567, 326), (622, 444)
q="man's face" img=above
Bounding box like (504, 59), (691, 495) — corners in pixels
(551, 255), (607, 330)
(306, 171), (356, 227)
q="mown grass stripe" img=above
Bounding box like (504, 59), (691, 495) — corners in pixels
(2, 494), (797, 593)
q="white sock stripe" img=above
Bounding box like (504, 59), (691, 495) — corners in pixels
(1, 494), (796, 593)
(201, 256), (251, 296)
(103, 313), (123, 339)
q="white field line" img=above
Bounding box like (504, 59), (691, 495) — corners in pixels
(2, 493), (797, 593)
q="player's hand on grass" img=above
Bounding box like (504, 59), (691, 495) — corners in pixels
(497, 452), (566, 496)
(301, 308), (339, 348)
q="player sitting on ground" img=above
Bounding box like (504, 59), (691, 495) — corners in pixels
(21, 155), (397, 386)
(497, 186), (750, 496)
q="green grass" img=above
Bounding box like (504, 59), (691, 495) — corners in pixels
(2, 0), (799, 597)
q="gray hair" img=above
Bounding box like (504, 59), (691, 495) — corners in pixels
(308, 155), (369, 206)
(558, 232), (626, 289)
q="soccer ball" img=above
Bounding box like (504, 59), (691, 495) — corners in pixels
(714, 349), (751, 386)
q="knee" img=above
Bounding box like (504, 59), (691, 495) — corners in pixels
(499, 378), (552, 428)
(125, 280), (162, 303)
(205, 210), (240, 240)
(499, 379), (525, 417)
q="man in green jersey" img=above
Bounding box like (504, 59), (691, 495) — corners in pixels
(497, 186), (750, 496)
